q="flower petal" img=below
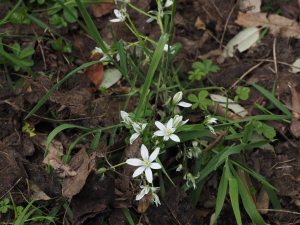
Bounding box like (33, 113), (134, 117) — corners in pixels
(170, 134), (180, 142)
(110, 18), (121, 23)
(126, 158), (143, 166)
(154, 130), (164, 137)
(150, 162), (161, 169)
(155, 121), (166, 131)
(114, 9), (122, 18)
(163, 135), (170, 141)
(178, 101), (192, 107)
(129, 133), (139, 144)
(140, 144), (149, 161)
(145, 167), (153, 183)
(132, 166), (145, 178)
(149, 147), (160, 162)
(166, 118), (174, 129)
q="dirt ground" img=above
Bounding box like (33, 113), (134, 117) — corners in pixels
(0, 0), (300, 224)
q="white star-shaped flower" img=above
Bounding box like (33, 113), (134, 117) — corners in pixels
(126, 145), (161, 183)
(110, 9), (126, 22)
(154, 118), (180, 142)
(136, 185), (161, 206)
(130, 122), (147, 144)
(172, 91), (192, 107)
(120, 111), (133, 126)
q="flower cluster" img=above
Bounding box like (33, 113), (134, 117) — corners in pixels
(121, 91), (191, 205)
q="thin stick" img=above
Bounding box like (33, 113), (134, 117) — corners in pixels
(229, 61), (264, 90)
(220, 1), (239, 48)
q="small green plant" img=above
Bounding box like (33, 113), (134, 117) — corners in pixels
(48, 0), (79, 27)
(49, 14), (67, 28)
(0, 40), (35, 71)
(0, 198), (10, 214)
(51, 37), (72, 53)
(188, 90), (212, 110)
(235, 86), (250, 102)
(188, 59), (220, 80)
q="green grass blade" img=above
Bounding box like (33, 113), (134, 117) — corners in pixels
(13, 201), (35, 225)
(0, 0), (22, 25)
(264, 185), (281, 209)
(231, 166), (266, 225)
(116, 41), (128, 79)
(121, 208), (135, 225)
(237, 177), (266, 225)
(25, 61), (98, 119)
(135, 34), (169, 118)
(46, 123), (90, 153)
(75, 0), (108, 53)
(252, 83), (292, 118)
(156, 158), (175, 186)
(214, 164), (228, 221)
(228, 176), (242, 225)
(231, 160), (278, 191)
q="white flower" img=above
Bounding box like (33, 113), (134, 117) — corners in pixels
(165, 0), (173, 7)
(110, 9), (126, 22)
(120, 111), (133, 126)
(176, 164), (183, 172)
(172, 91), (192, 107)
(206, 116), (218, 124)
(130, 122), (147, 144)
(205, 116), (218, 135)
(163, 44), (176, 54)
(136, 185), (161, 206)
(154, 118), (180, 142)
(92, 47), (103, 54)
(172, 115), (188, 128)
(126, 145), (161, 183)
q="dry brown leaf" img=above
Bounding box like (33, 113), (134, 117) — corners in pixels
(29, 181), (51, 201)
(194, 17), (205, 30)
(289, 83), (300, 138)
(239, 0), (261, 13)
(62, 149), (94, 199)
(89, 0), (114, 18)
(256, 188), (269, 214)
(43, 140), (77, 178)
(236, 12), (300, 39)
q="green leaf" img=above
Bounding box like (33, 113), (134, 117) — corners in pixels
(236, 86), (250, 101)
(46, 123), (89, 153)
(214, 164), (228, 222)
(228, 175), (242, 225)
(252, 83), (291, 118)
(63, 6), (78, 23)
(188, 94), (198, 102)
(135, 34), (169, 118)
(236, 176), (266, 225)
(19, 47), (34, 58)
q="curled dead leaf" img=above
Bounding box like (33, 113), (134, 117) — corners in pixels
(239, 0), (261, 13)
(256, 188), (269, 214)
(290, 58), (300, 74)
(43, 140), (77, 178)
(62, 149), (95, 199)
(236, 12), (300, 39)
(194, 17), (206, 30)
